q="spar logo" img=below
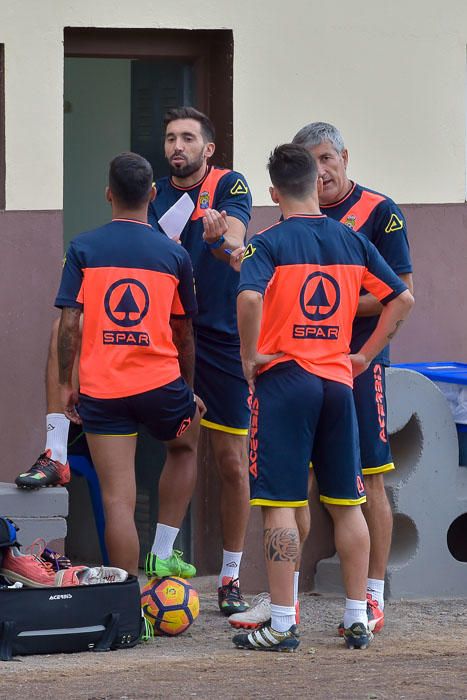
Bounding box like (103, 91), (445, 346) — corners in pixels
(103, 278), (151, 346)
(293, 272), (341, 340)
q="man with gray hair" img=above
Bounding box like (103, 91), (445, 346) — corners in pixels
(229, 122), (413, 636)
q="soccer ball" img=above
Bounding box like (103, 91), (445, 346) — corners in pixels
(141, 576), (200, 636)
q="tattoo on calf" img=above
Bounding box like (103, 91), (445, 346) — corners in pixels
(263, 528), (299, 562)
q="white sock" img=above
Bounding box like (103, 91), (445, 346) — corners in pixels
(293, 571), (300, 605)
(151, 523), (179, 560)
(343, 598), (368, 629)
(367, 578), (385, 610)
(44, 413), (70, 464)
(218, 550), (243, 587)
(270, 603), (296, 632)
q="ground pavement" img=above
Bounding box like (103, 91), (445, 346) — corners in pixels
(1, 576), (467, 699)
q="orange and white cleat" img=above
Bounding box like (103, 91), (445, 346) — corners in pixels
(229, 592), (300, 630)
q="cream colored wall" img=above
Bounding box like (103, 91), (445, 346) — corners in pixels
(1, 0), (467, 209)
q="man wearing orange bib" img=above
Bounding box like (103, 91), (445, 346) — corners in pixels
(55, 153), (203, 576)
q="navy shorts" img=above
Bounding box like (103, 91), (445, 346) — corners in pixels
(194, 329), (250, 436)
(249, 361), (366, 507)
(353, 361), (394, 475)
(78, 377), (197, 442)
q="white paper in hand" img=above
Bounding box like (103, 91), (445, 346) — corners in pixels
(158, 192), (195, 239)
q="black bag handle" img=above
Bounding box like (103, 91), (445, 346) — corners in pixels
(93, 612), (120, 652)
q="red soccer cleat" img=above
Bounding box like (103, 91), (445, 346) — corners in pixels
(15, 450), (70, 489)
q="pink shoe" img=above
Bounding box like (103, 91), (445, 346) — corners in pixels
(0, 546), (56, 587)
(55, 565), (88, 587)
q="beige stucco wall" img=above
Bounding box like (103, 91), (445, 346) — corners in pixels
(1, 0), (467, 209)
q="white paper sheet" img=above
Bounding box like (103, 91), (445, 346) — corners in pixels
(158, 192), (195, 239)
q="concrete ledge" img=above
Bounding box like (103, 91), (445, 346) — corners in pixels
(0, 482), (69, 551)
(0, 482), (68, 517)
(13, 517), (67, 550)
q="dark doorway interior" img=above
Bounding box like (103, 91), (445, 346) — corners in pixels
(131, 59), (195, 179)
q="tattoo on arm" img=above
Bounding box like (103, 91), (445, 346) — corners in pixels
(387, 319), (404, 341)
(57, 307), (82, 384)
(263, 528), (299, 563)
(170, 317), (195, 387)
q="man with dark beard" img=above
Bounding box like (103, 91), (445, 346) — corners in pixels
(147, 108), (252, 615)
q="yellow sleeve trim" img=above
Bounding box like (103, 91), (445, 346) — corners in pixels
(320, 495), (367, 506)
(250, 498), (309, 508)
(362, 462), (395, 475)
(201, 418), (248, 436)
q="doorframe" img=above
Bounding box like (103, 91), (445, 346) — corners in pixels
(0, 44), (5, 210)
(64, 28), (233, 168)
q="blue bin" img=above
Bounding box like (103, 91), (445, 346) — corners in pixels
(393, 362), (467, 466)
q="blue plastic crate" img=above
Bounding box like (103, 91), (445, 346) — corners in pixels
(393, 362), (467, 465)
(392, 362), (467, 386)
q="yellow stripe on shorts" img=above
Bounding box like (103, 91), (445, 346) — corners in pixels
(201, 418), (248, 436)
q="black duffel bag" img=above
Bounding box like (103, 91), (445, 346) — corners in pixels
(0, 575), (143, 660)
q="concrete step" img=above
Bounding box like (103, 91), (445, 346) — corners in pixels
(0, 482), (68, 517)
(0, 482), (68, 550)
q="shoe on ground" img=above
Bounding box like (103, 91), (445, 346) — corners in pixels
(0, 546), (56, 587)
(229, 591), (271, 628)
(338, 593), (384, 637)
(366, 593), (384, 632)
(145, 550), (196, 579)
(228, 592), (300, 629)
(55, 565), (128, 587)
(343, 622), (374, 650)
(218, 577), (249, 616)
(233, 622), (300, 652)
(15, 450), (70, 489)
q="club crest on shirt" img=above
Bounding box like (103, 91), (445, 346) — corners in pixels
(230, 179), (249, 196)
(385, 213), (403, 233)
(343, 214), (357, 229)
(199, 191), (210, 209)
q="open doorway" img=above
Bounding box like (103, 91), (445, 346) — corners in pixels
(63, 28), (233, 566)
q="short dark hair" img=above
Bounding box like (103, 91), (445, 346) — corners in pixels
(108, 152), (153, 206)
(267, 144), (317, 198)
(163, 107), (215, 143)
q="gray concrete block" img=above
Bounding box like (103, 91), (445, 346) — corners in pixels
(0, 482), (68, 517)
(314, 368), (467, 599)
(13, 517), (67, 551)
